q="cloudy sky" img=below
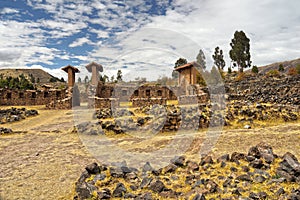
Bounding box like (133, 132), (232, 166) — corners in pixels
(0, 0), (299, 80)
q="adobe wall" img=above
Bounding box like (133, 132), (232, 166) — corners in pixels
(96, 83), (178, 101)
(0, 89), (67, 106)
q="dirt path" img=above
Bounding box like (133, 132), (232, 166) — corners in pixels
(0, 107), (299, 200)
(0, 108), (96, 200)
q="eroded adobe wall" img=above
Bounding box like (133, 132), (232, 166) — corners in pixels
(0, 89), (66, 106)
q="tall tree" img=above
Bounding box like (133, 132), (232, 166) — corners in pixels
(174, 58), (187, 68)
(196, 49), (206, 69)
(116, 70), (122, 81)
(212, 46), (226, 70)
(229, 30), (251, 73)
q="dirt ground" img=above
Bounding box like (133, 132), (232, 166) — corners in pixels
(0, 106), (299, 200)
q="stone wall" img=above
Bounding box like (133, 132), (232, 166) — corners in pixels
(88, 97), (119, 109)
(225, 74), (300, 105)
(178, 94), (208, 105)
(0, 89), (66, 106)
(45, 97), (72, 109)
(96, 83), (178, 101)
(131, 98), (167, 107)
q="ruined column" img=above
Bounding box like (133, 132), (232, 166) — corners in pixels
(61, 65), (80, 87)
(85, 62), (103, 85)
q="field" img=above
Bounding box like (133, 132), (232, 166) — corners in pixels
(0, 106), (299, 199)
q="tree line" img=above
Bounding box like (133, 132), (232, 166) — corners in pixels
(0, 74), (34, 90)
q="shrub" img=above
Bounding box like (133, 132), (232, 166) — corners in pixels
(252, 65), (258, 74)
(228, 67), (232, 74)
(278, 64), (284, 72)
(296, 64), (300, 74)
(266, 69), (280, 77)
(287, 67), (297, 76)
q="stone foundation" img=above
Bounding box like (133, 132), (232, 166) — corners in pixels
(88, 97), (119, 109)
(131, 98), (167, 107)
(46, 97), (72, 109)
(178, 94), (208, 105)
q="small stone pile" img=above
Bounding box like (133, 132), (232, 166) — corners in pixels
(0, 127), (13, 135)
(0, 107), (38, 124)
(74, 143), (300, 200)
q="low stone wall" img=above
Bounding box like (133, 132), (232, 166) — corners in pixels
(131, 98), (167, 107)
(178, 94), (208, 105)
(46, 97), (72, 109)
(88, 97), (119, 109)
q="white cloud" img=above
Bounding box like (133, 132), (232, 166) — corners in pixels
(69, 37), (92, 48)
(0, 8), (19, 14)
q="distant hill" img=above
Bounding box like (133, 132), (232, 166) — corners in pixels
(258, 58), (300, 74)
(0, 68), (61, 83)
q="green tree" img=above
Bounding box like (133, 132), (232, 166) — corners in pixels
(172, 70), (179, 79)
(278, 64), (284, 72)
(60, 77), (65, 82)
(77, 77), (81, 83)
(196, 49), (206, 69)
(229, 30), (251, 73)
(110, 75), (115, 83)
(116, 70), (122, 81)
(252, 65), (259, 74)
(212, 46), (225, 70)
(174, 58), (187, 68)
(37, 77), (40, 83)
(228, 67), (232, 74)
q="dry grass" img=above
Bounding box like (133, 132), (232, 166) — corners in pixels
(0, 105), (299, 199)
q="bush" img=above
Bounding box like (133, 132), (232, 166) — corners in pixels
(296, 64), (300, 74)
(266, 69), (280, 77)
(228, 67), (232, 74)
(278, 64), (284, 72)
(252, 65), (258, 74)
(287, 67), (297, 76)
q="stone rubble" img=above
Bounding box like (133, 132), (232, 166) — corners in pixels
(74, 143), (300, 200)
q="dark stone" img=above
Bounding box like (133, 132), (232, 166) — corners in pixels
(149, 180), (165, 193)
(140, 177), (153, 189)
(163, 163), (178, 174)
(236, 174), (252, 182)
(124, 193), (137, 199)
(205, 180), (218, 193)
(112, 183), (127, 197)
(200, 155), (214, 166)
(93, 173), (106, 182)
(171, 156), (186, 167)
(230, 167), (238, 172)
(220, 161), (226, 168)
(97, 188), (111, 199)
(187, 160), (199, 171)
(110, 167), (124, 178)
(253, 175), (266, 183)
(192, 193), (206, 200)
(142, 162), (153, 172)
(135, 192), (153, 200)
(249, 159), (264, 169)
(275, 187), (285, 196)
(230, 152), (245, 163)
(85, 163), (100, 174)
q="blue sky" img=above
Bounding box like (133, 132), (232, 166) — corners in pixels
(0, 0), (300, 80)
